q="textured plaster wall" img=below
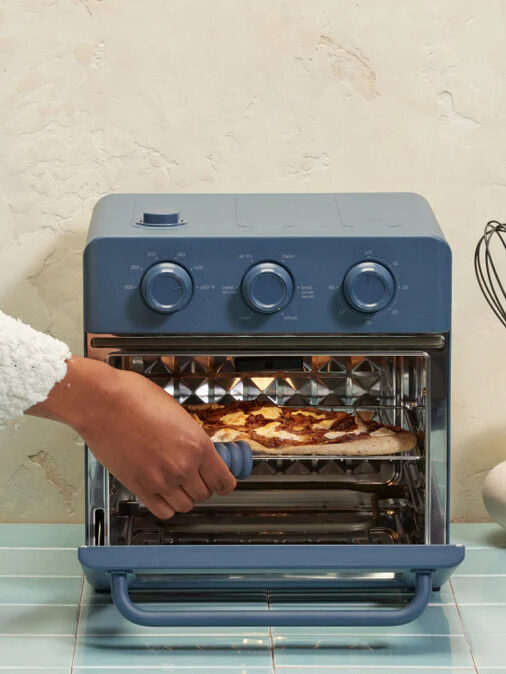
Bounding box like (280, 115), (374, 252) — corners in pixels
(0, 0), (505, 523)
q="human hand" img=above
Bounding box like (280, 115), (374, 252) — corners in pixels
(27, 356), (236, 518)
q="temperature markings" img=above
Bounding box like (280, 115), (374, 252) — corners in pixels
(221, 284), (238, 295)
(300, 284), (315, 300)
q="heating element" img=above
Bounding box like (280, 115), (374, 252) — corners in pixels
(79, 193), (464, 627)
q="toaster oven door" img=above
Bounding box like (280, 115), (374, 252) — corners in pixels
(79, 543), (464, 626)
(80, 335), (464, 626)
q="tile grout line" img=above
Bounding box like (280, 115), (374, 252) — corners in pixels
(267, 590), (276, 674)
(0, 603), (80, 607)
(454, 573), (506, 578)
(0, 575), (82, 579)
(0, 631), (468, 639)
(255, 667), (478, 671)
(69, 665), (282, 674)
(70, 575), (85, 674)
(450, 578), (479, 674)
(44, 665), (482, 674)
(0, 547), (77, 550)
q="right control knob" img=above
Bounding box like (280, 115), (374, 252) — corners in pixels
(343, 261), (395, 313)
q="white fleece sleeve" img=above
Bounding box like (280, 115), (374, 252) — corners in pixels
(0, 309), (72, 425)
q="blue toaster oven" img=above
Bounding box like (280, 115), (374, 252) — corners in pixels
(79, 193), (463, 626)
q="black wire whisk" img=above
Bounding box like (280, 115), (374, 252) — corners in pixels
(474, 220), (506, 328)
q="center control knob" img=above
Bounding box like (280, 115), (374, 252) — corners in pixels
(241, 262), (294, 314)
(343, 261), (395, 313)
(141, 262), (193, 313)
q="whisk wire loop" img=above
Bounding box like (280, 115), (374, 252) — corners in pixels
(474, 220), (506, 328)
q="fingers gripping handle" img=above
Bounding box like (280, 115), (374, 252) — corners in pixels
(214, 441), (253, 480)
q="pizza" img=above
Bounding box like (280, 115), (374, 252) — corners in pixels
(186, 401), (417, 456)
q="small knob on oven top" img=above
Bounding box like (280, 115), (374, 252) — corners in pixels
(343, 261), (395, 313)
(241, 262), (294, 314)
(141, 262), (193, 314)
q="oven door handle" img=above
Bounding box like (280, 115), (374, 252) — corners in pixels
(110, 570), (433, 627)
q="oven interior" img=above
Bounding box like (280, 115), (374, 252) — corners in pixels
(87, 346), (443, 548)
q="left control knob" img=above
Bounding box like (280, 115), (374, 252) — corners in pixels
(141, 262), (193, 313)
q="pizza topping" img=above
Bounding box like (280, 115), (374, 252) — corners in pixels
(330, 415), (358, 431)
(220, 410), (249, 426)
(290, 409), (327, 419)
(312, 418), (334, 430)
(188, 401), (410, 451)
(251, 406), (281, 420)
(211, 428), (246, 443)
(255, 422), (308, 443)
(324, 428), (365, 440)
(370, 426), (397, 437)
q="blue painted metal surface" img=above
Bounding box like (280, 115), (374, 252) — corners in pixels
(79, 543), (464, 598)
(110, 570), (433, 626)
(79, 542), (464, 572)
(83, 193), (451, 334)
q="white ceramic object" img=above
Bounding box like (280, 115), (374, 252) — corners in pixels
(483, 461), (506, 529)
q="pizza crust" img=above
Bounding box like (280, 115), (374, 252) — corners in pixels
(209, 426), (415, 456)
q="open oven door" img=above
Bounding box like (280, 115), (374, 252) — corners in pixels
(79, 542), (464, 627)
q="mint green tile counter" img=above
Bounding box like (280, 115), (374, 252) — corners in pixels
(0, 523), (505, 672)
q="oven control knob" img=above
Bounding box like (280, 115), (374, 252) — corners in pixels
(343, 262), (395, 313)
(141, 262), (193, 313)
(241, 262), (294, 314)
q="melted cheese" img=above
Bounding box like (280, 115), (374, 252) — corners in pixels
(313, 418), (335, 430)
(370, 427), (396, 437)
(293, 409), (326, 419)
(253, 421), (280, 436)
(251, 406), (281, 420)
(220, 410), (249, 426)
(254, 422), (307, 443)
(324, 428), (363, 440)
(211, 428), (242, 442)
